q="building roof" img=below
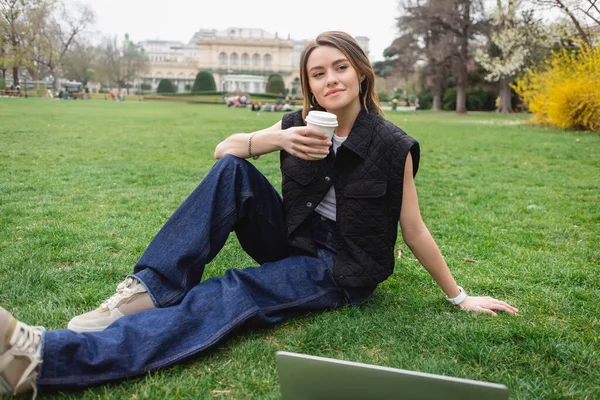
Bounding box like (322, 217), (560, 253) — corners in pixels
(188, 27), (279, 44)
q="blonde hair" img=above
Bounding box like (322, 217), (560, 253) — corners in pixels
(299, 31), (381, 120)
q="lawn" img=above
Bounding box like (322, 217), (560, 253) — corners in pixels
(0, 98), (598, 399)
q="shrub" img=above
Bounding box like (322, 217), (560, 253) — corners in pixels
(141, 83), (152, 91)
(192, 71), (216, 92)
(416, 89), (433, 110)
(442, 87), (496, 111)
(514, 42), (600, 131)
(0, 77), (5, 90)
(378, 90), (391, 102)
(266, 74), (285, 94)
(157, 79), (176, 93)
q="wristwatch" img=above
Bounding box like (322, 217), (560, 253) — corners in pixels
(446, 286), (468, 305)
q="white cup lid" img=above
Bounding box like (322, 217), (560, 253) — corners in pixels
(305, 110), (338, 127)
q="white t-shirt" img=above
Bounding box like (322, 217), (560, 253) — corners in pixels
(315, 133), (348, 221)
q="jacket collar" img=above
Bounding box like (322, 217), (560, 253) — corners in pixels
(339, 108), (377, 159)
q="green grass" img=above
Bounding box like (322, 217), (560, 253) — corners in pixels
(1, 98), (599, 399)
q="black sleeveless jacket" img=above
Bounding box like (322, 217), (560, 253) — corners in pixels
(280, 108), (420, 288)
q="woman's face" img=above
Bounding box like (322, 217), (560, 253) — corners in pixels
(306, 45), (362, 115)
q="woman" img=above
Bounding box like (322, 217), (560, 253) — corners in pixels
(0, 31), (517, 397)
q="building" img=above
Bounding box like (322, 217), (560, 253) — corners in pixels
(138, 28), (369, 95)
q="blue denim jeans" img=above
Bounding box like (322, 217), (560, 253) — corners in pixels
(37, 155), (369, 389)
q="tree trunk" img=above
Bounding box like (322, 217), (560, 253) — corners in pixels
(456, 77), (467, 114)
(498, 77), (513, 113)
(432, 88), (441, 110)
(52, 71), (61, 92)
(12, 67), (19, 86)
(431, 75), (442, 111)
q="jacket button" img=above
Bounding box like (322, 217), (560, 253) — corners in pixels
(339, 275), (345, 279)
(325, 176), (331, 182)
(306, 202), (313, 207)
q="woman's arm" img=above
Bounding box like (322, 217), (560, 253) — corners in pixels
(214, 120), (332, 160)
(399, 152), (518, 316)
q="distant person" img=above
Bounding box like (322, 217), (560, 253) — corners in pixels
(264, 102), (273, 112)
(0, 31), (517, 398)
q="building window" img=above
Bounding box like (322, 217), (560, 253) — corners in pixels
(231, 53), (238, 65)
(219, 52), (227, 66)
(242, 53), (249, 66)
(253, 53), (260, 66)
(264, 54), (271, 67)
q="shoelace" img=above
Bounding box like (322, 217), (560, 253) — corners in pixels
(101, 277), (145, 311)
(7, 321), (42, 399)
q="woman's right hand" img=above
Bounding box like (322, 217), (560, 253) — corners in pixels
(280, 126), (332, 160)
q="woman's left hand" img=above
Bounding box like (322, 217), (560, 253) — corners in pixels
(458, 296), (519, 316)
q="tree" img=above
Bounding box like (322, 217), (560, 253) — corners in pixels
(62, 38), (96, 86)
(266, 73), (285, 94)
(0, 28), (7, 80)
(192, 70), (215, 91)
(34, 1), (95, 91)
(120, 37), (148, 93)
(96, 34), (148, 91)
(0, 0), (29, 86)
(392, 0), (455, 110)
(531, 0), (600, 47)
(96, 35), (120, 88)
(156, 78), (175, 93)
(439, 0), (489, 114)
(475, 0), (535, 112)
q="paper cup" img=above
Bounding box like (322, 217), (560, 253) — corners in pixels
(305, 111), (338, 159)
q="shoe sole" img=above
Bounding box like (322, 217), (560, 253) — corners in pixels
(66, 322), (109, 333)
(0, 375), (12, 394)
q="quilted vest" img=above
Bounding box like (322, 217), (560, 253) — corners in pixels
(280, 108), (420, 288)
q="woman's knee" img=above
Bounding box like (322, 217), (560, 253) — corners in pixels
(215, 154), (250, 170)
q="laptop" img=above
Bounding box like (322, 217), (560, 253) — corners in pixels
(276, 351), (509, 400)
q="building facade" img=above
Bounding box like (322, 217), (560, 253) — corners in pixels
(138, 28), (369, 95)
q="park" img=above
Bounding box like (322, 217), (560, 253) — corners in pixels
(0, 97), (598, 398)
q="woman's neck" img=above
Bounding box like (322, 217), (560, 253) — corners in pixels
(329, 102), (361, 137)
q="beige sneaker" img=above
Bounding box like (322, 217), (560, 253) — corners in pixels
(0, 307), (42, 398)
(67, 277), (155, 333)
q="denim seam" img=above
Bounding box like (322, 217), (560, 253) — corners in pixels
(261, 287), (341, 313)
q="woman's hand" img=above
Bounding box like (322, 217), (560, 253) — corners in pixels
(280, 126), (332, 160)
(458, 296), (519, 316)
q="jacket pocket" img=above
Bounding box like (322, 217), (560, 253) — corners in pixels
(342, 179), (388, 235)
(281, 156), (316, 186)
(344, 179), (387, 198)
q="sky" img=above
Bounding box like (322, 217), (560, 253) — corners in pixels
(84, 0), (401, 62)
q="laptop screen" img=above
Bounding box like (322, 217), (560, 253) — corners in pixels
(276, 351), (509, 400)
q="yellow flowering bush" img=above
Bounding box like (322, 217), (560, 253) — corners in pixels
(514, 43), (600, 132)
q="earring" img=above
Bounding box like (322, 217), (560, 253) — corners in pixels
(359, 82), (363, 94)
